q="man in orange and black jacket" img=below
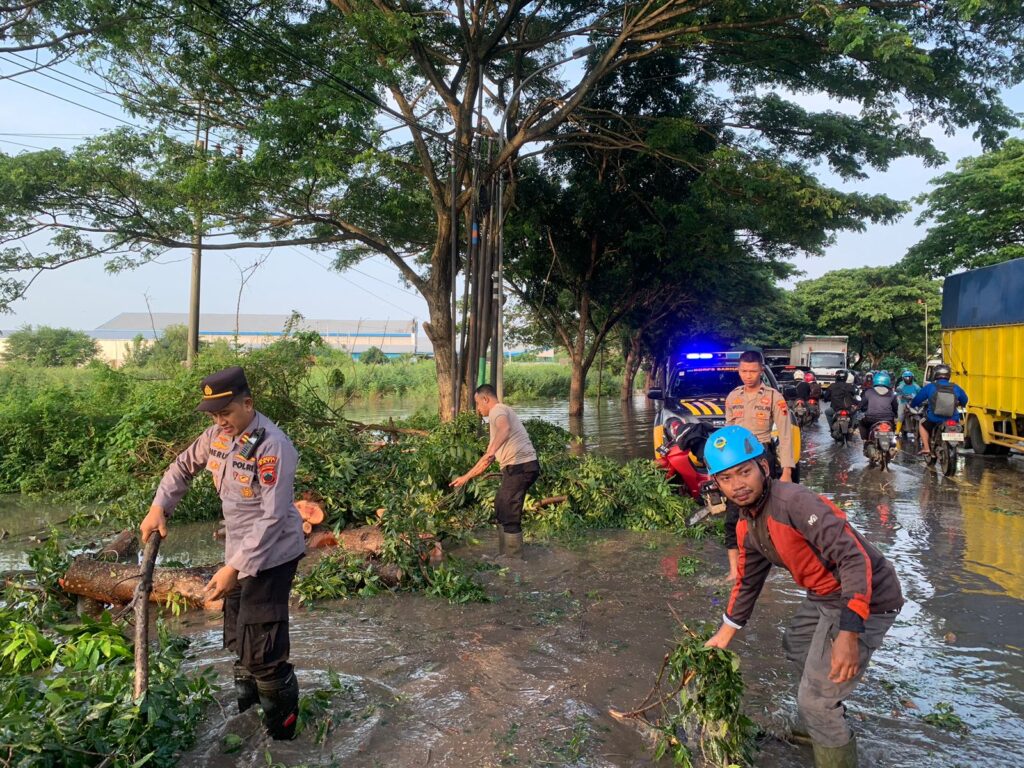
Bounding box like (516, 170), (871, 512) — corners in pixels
(702, 426), (903, 767)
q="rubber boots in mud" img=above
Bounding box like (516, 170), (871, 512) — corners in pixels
(257, 669), (299, 740)
(233, 662), (259, 713)
(501, 531), (524, 560)
(812, 736), (858, 768)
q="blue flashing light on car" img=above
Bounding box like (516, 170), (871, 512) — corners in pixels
(684, 353), (715, 359)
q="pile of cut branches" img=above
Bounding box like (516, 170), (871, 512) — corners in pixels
(610, 623), (756, 767)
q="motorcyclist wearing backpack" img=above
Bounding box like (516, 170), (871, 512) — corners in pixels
(857, 372), (898, 441)
(824, 370), (857, 431)
(910, 365), (968, 456)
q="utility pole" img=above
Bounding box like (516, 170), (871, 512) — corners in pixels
(186, 100), (206, 368)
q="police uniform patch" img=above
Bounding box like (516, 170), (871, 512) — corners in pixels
(241, 486), (254, 498)
(258, 455), (278, 486)
(233, 471), (251, 484)
(208, 459), (220, 471)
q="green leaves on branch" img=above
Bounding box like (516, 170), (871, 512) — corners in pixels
(1, 550), (214, 768)
(905, 138), (1024, 277)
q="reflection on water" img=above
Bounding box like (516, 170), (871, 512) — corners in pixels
(0, 495), (70, 570)
(344, 395), (658, 462)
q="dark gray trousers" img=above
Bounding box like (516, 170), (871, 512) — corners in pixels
(782, 598), (898, 747)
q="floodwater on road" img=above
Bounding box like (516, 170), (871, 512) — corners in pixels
(164, 412), (1024, 767)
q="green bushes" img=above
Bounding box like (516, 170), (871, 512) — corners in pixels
(0, 540), (214, 767)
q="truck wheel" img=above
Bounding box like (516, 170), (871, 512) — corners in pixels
(968, 415), (1010, 456)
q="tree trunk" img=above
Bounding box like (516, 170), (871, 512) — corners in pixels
(621, 331), (642, 401)
(60, 556), (222, 611)
(569, 357), (587, 418)
(423, 273), (456, 420)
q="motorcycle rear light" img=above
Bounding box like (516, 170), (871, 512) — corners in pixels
(946, 420), (958, 426)
(839, 410), (849, 416)
(878, 423), (892, 432)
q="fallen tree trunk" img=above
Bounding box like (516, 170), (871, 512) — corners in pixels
(60, 557), (222, 611)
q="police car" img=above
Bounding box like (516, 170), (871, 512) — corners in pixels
(647, 350), (801, 464)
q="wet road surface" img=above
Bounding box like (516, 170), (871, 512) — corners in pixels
(164, 415), (1023, 767)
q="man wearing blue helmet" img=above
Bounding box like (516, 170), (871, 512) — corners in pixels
(895, 371), (920, 420)
(856, 371), (898, 442)
(702, 425), (904, 767)
(910, 364), (968, 456)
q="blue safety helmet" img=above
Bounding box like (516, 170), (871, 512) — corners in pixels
(704, 426), (765, 475)
(901, 370), (914, 381)
(874, 372), (892, 387)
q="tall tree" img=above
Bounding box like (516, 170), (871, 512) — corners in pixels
(904, 138), (1024, 277)
(794, 266), (940, 367)
(2, 0), (1023, 417)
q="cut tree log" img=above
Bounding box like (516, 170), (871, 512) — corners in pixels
(295, 500), (325, 525)
(96, 529), (138, 561)
(60, 556), (222, 611)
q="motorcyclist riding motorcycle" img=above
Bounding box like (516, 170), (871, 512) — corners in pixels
(824, 370), (857, 432)
(804, 371), (823, 401)
(857, 372), (898, 442)
(909, 364), (969, 456)
(895, 370), (921, 430)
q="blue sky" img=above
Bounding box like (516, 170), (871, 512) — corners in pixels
(0, 53), (1021, 332)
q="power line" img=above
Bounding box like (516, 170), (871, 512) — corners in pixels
(0, 137), (49, 151)
(4, 51), (233, 149)
(1, 73), (140, 127)
(291, 247), (419, 317)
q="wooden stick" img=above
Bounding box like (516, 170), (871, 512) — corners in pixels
(133, 536), (161, 700)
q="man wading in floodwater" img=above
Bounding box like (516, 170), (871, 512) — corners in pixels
(451, 384), (539, 560)
(701, 426), (904, 767)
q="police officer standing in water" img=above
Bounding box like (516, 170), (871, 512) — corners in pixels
(140, 366), (305, 740)
(723, 350), (795, 580)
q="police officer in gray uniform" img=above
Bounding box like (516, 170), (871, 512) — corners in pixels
(140, 366), (305, 739)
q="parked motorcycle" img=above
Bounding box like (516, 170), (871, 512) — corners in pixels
(831, 409), (854, 446)
(864, 420), (899, 471)
(926, 418), (964, 476)
(656, 421), (713, 502)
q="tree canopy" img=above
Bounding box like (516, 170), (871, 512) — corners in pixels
(1, 325), (99, 366)
(793, 266), (940, 367)
(2, 0), (1024, 415)
(904, 138), (1024, 277)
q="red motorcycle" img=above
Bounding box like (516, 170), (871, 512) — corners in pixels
(656, 423), (710, 501)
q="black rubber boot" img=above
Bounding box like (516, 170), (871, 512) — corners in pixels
(233, 663), (259, 714)
(257, 670), (299, 740)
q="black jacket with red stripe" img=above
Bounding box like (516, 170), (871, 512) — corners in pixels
(725, 482), (904, 633)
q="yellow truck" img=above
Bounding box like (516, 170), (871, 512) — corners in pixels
(941, 258), (1024, 455)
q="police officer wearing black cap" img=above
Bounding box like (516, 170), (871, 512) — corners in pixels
(140, 366), (306, 739)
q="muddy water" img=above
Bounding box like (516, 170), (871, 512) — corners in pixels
(344, 395), (659, 462)
(168, 415), (1024, 767)
(0, 495), (74, 570)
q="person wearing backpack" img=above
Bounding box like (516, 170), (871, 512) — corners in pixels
(910, 364), (968, 456)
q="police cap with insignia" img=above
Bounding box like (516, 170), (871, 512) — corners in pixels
(196, 366), (251, 412)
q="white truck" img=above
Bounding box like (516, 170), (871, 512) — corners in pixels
(790, 335), (849, 381)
